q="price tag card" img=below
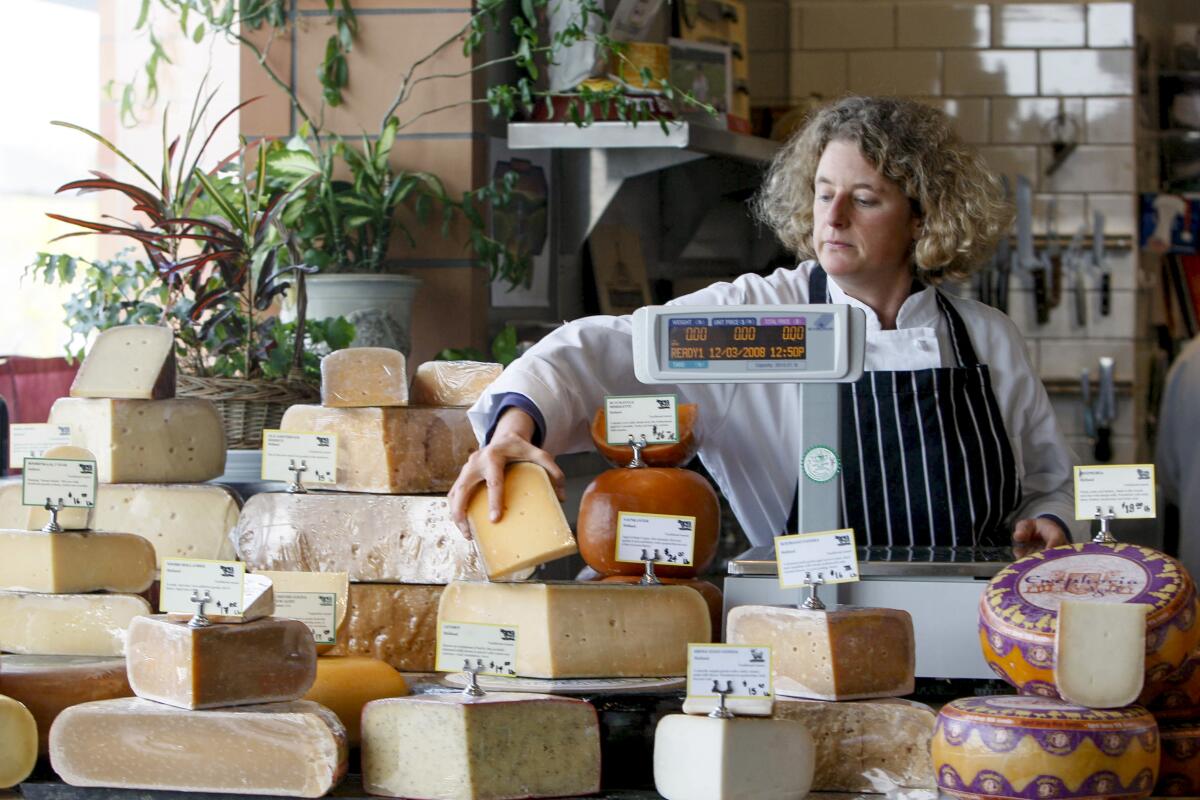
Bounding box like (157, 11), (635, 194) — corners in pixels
(436, 621), (518, 677)
(685, 644), (773, 716)
(615, 512), (695, 566)
(21, 457), (97, 509)
(775, 529), (860, 590)
(261, 430), (338, 485)
(1074, 465), (1156, 520)
(160, 559), (246, 616)
(10, 424), (71, 464)
(275, 592), (338, 645)
(604, 395), (679, 445)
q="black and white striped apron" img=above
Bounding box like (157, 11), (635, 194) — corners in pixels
(787, 266), (1023, 547)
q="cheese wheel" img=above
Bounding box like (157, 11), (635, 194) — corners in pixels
(1150, 648), (1200, 722)
(0, 695), (37, 789)
(302, 656), (408, 746)
(934, 696), (1159, 800)
(979, 543), (1200, 703)
(590, 404), (700, 468)
(1157, 722), (1200, 797)
(0, 655), (132, 755)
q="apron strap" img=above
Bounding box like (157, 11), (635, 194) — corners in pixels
(934, 291), (981, 368)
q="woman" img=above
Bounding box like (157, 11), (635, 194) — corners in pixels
(451, 96), (1079, 550)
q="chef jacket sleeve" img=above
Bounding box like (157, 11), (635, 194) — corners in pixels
(1156, 338), (1200, 506)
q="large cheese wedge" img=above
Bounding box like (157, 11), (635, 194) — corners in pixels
(0, 479), (242, 565)
(303, 656), (408, 746)
(438, 581), (711, 678)
(70, 324), (176, 400)
(49, 698), (347, 798)
(1056, 600), (1149, 708)
(1151, 648), (1200, 721)
(1157, 722), (1200, 797)
(48, 397), (226, 483)
(254, 570), (348, 654)
(163, 573), (274, 625)
(410, 360), (502, 406)
(653, 715), (814, 800)
(234, 492), (488, 582)
(362, 693), (601, 800)
(726, 604), (915, 700)
(326, 583), (442, 672)
(321, 347), (408, 407)
(980, 542), (1200, 703)
(126, 615), (317, 710)
(279, 404), (475, 493)
(466, 462), (577, 579)
(0, 655), (132, 755)
(601, 575), (723, 640)
(0, 591), (150, 656)
(934, 696), (1159, 800)
(0, 695), (37, 789)
(0, 528), (156, 593)
(773, 697), (937, 792)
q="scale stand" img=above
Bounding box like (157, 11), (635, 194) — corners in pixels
(1093, 508), (1118, 544)
(287, 460), (309, 494)
(707, 682), (736, 720)
(41, 500), (63, 533)
(461, 660), (486, 698)
(188, 591), (214, 629)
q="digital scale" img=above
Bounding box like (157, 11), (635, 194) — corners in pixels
(631, 304), (1008, 680)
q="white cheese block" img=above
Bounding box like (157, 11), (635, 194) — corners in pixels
(0, 591), (151, 656)
(321, 347), (408, 407)
(437, 581), (711, 678)
(362, 692), (601, 800)
(165, 573), (273, 624)
(0, 479), (241, 566)
(653, 715), (815, 800)
(48, 397), (226, 483)
(1055, 600), (1149, 708)
(70, 324), (176, 400)
(410, 360), (502, 406)
(0, 528), (156, 593)
(0, 695), (37, 789)
(49, 698), (347, 798)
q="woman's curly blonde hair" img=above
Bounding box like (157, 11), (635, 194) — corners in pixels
(753, 96), (1012, 284)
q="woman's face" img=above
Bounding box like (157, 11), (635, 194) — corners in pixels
(811, 140), (921, 284)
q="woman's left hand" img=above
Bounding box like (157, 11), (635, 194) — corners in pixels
(1012, 517), (1069, 557)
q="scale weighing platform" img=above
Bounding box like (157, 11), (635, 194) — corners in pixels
(632, 304), (1012, 681)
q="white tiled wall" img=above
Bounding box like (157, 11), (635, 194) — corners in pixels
(745, 0), (1147, 454)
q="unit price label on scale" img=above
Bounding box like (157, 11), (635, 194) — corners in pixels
(436, 621), (518, 677)
(21, 456), (97, 509)
(261, 430), (338, 485)
(1074, 464), (1156, 520)
(615, 512), (695, 566)
(604, 395), (679, 445)
(160, 559), (246, 617)
(774, 529), (860, 590)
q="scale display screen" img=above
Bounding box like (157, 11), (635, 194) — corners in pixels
(667, 317), (807, 361)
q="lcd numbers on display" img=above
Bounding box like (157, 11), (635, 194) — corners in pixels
(668, 317), (807, 361)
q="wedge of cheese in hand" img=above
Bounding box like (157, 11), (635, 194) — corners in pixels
(466, 462), (576, 579)
(0, 528), (156, 593)
(321, 347), (408, 407)
(0, 695), (37, 789)
(1055, 600), (1149, 708)
(654, 715), (815, 800)
(70, 324), (176, 400)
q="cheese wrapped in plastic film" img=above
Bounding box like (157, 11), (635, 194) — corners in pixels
(234, 492), (489, 582)
(321, 347), (408, 407)
(278, 404), (476, 493)
(49, 698), (348, 798)
(0, 655), (133, 754)
(409, 360), (502, 406)
(0, 592), (151, 656)
(325, 583), (442, 672)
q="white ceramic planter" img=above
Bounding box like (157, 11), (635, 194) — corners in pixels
(301, 273), (422, 355)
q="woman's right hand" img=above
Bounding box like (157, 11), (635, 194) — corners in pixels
(448, 408), (566, 538)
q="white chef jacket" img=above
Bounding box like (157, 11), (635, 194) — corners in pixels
(1157, 336), (1200, 578)
(469, 262), (1083, 545)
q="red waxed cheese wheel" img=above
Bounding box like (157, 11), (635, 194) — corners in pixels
(600, 576), (723, 640)
(577, 466), (719, 579)
(589, 404), (700, 468)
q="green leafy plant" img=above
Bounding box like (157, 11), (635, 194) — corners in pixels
(437, 324), (519, 367)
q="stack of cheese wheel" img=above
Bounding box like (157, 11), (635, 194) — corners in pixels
(1149, 630), (1200, 794)
(577, 404), (724, 637)
(48, 584), (350, 797)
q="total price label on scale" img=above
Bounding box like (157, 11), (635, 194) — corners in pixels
(604, 395), (679, 445)
(21, 456), (97, 509)
(261, 430), (338, 485)
(684, 644), (773, 717)
(436, 621), (518, 677)
(774, 529), (860, 590)
(1074, 464), (1156, 520)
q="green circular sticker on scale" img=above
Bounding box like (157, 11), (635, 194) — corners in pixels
(802, 445), (840, 483)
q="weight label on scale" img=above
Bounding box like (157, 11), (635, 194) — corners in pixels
(160, 559), (245, 616)
(1074, 465), (1156, 520)
(775, 529), (860, 589)
(10, 424), (71, 464)
(21, 457), (96, 509)
(687, 644), (773, 700)
(275, 592), (338, 645)
(436, 621), (518, 677)
(615, 512), (695, 566)
(604, 395), (679, 444)
(261, 430), (338, 484)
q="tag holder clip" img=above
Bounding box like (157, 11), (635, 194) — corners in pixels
(800, 576), (827, 611)
(707, 681), (736, 720)
(1093, 508), (1118, 544)
(461, 659), (487, 698)
(187, 590), (214, 629)
(287, 459), (309, 494)
(41, 500), (63, 533)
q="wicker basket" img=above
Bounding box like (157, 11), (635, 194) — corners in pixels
(177, 375), (320, 450)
